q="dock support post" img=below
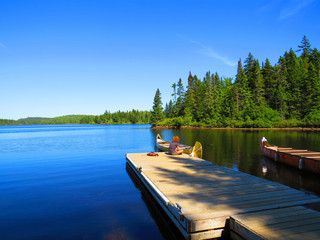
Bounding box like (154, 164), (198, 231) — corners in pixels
(299, 158), (303, 170)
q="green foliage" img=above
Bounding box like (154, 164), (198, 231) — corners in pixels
(0, 119), (18, 125)
(19, 115), (85, 124)
(272, 119), (303, 128)
(157, 116), (195, 128)
(184, 72), (197, 118)
(175, 78), (185, 116)
(303, 110), (320, 127)
(156, 36), (320, 128)
(2, 36), (319, 129)
(150, 88), (164, 126)
(298, 35), (312, 59)
(0, 111), (151, 126)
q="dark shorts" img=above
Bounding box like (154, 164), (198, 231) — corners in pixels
(169, 151), (178, 155)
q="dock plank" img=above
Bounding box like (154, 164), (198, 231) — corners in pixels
(126, 152), (320, 239)
(231, 206), (320, 239)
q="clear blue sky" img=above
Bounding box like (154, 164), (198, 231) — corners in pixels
(1, 0), (319, 120)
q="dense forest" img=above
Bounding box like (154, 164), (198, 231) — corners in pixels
(2, 36), (319, 128)
(0, 110), (151, 125)
(151, 36), (320, 128)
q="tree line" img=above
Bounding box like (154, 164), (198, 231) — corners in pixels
(0, 110), (151, 125)
(151, 36), (320, 128)
(81, 110), (151, 124)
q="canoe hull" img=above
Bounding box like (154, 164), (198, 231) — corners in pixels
(156, 134), (202, 159)
(260, 137), (320, 174)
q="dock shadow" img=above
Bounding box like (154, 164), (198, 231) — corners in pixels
(126, 160), (231, 240)
(127, 153), (320, 239)
(126, 163), (185, 240)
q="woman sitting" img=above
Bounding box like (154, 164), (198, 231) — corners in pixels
(169, 136), (183, 155)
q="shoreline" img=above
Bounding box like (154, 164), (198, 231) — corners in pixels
(151, 126), (320, 131)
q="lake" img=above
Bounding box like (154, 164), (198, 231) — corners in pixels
(0, 124), (319, 240)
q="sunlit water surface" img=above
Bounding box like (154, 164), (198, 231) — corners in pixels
(0, 125), (319, 239)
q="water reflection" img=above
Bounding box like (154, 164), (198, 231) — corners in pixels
(126, 164), (185, 240)
(151, 129), (320, 197)
(259, 156), (320, 196)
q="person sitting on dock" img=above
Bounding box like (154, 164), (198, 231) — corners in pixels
(169, 136), (183, 155)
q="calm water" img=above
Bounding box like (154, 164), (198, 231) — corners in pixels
(1, 125), (319, 240)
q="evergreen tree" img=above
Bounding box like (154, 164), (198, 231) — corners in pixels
(301, 63), (320, 115)
(262, 58), (276, 105)
(297, 35), (312, 59)
(171, 83), (177, 103)
(154, 36), (320, 128)
(235, 59), (253, 118)
(273, 61), (288, 118)
(175, 78), (185, 117)
(211, 73), (223, 121)
(252, 60), (265, 105)
(220, 77), (237, 120)
(244, 52), (256, 92)
(244, 53), (265, 105)
(193, 75), (205, 121)
(165, 100), (175, 118)
(150, 88), (164, 125)
(184, 72), (197, 118)
(203, 72), (215, 119)
(283, 49), (304, 118)
(310, 48), (320, 75)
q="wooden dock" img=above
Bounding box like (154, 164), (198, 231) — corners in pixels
(126, 152), (320, 240)
(230, 206), (320, 240)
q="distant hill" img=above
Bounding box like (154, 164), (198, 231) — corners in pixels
(17, 115), (90, 125)
(18, 117), (51, 121)
(0, 111), (151, 125)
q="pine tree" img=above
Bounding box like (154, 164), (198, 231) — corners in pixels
(184, 72), (197, 118)
(244, 53), (265, 105)
(171, 83), (177, 103)
(244, 52), (256, 91)
(211, 73), (223, 121)
(297, 35), (312, 59)
(298, 35), (313, 73)
(310, 48), (320, 75)
(203, 72), (215, 119)
(150, 88), (164, 125)
(193, 75), (205, 121)
(157, 36), (320, 127)
(220, 77), (237, 119)
(165, 100), (175, 118)
(252, 60), (265, 105)
(283, 49), (304, 118)
(175, 78), (185, 117)
(301, 63), (320, 116)
(262, 58), (276, 105)
(235, 59), (253, 118)
(273, 60), (288, 118)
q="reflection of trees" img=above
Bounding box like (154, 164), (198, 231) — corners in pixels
(150, 128), (320, 197)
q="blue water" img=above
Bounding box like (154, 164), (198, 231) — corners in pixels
(1, 124), (319, 240)
(0, 124), (163, 240)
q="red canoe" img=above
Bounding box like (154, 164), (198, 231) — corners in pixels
(259, 137), (320, 174)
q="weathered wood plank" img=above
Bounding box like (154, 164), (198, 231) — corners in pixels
(231, 206), (320, 240)
(160, 183), (289, 198)
(126, 152), (320, 239)
(166, 191), (317, 217)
